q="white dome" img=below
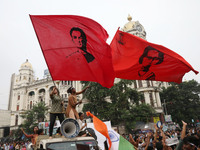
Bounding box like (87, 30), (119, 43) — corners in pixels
(20, 59), (33, 69)
(122, 14), (146, 40)
(123, 14), (136, 32)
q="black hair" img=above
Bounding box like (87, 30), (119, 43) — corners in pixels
(70, 27), (87, 51)
(156, 142), (163, 150)
(67, 87), (74, 94)
(51, 86), (60, 95)
(147, 146), (154, 150)
(139, 46), (164, 65)
(37, 129), (43, 135)
(79, 112), (84, 117)
(183, 136), (199, 148)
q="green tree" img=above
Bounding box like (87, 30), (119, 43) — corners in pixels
(160, 80), (200, 124)
(81, 80), (156, 132)
(81, 81), (111, 119)
(106, 80), (143, 126)
(124, 103), (157, 132)
(20, 101), (49, 134)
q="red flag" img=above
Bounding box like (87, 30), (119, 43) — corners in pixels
(86, 111), (112, 150)
(110, 29), (198, 83)
(30, 15), (115, 88)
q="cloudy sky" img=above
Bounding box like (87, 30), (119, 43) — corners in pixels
(0, 0), (199, 109)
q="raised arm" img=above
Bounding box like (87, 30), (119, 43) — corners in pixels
(175, 120), (187, 150)
(160, 125), (168, 150)
(21, 128), (33, 138)
(50, 87), (56, 98)
(180, 120), (187, 140)
(145, 132), (151, 150)
(153, 123), (159, 143)
(129, 134), (138, 148)
(76, 86), (90, 95)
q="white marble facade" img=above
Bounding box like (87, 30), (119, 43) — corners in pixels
(8, 60), (83, 128)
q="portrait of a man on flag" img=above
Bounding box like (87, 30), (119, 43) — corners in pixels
(67, 27), (95, 63)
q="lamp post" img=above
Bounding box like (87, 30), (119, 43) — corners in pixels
(162, 99), (168, 115)
(164, 99), (168, 115)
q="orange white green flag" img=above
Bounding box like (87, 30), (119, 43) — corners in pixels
(86, 111), (135, 150)
(108, 128), (135, 150)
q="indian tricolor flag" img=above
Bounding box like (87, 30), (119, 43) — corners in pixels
(86, 111), (135, 150)
(108, 129), (135, 150)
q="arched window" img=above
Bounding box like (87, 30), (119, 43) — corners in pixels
(39, 89), (45, 93)
(28, 91), (35, 96)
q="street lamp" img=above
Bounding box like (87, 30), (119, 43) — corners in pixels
(162, 99), (168, 115)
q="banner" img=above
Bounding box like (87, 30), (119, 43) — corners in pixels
(110, 29), (198, 83)
(30, 15), (115, 88)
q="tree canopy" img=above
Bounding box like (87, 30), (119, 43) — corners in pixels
(81, 80), (156, 132)
(160, 80), (200, 124)
(20, 101), (49, 134)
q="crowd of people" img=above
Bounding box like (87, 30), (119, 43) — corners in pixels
(1, 120), (199, 150)
(126, 121), (200, 150)
(0, 141), (30, 150)
(1, 86), (199, 150)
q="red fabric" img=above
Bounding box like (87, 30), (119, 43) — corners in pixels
(30, 15), (115, 88)
(110, 29), (198, 83)
(86, 111), (112, 150)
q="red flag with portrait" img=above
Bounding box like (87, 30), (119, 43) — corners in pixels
(30, 15), (115, 88)
(110, 29), (198, 83)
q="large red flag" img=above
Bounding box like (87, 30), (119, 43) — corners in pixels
(86, 111), (112, 150)
(110, 29), (198, 83)
(30, 15), (115, 88)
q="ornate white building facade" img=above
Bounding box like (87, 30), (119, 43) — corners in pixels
(8, 60), (83, 129)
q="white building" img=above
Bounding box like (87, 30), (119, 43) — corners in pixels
(0, 110), (11, 137)
(8, 60), (83, 129)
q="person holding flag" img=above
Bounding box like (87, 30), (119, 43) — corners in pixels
(65, 86), (90, 120)
(49, 86), (64, 139)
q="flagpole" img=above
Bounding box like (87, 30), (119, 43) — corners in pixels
(29, 15), (57, 84)
(81, 82), (91, 104)
(30, 15), (65, 113)
(30, 15), (61, 97)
